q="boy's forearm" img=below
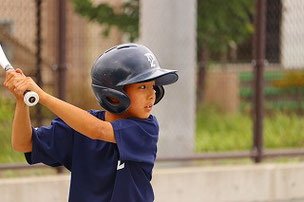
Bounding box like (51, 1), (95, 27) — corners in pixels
(40, 93), (115, 143)
(11, 100), (32, 152)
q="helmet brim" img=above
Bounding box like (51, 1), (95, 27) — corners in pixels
(117, 68), (178, 86)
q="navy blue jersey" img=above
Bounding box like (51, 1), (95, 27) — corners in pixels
(24, 110), (159, 202)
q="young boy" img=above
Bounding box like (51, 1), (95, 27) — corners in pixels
(4, 43), (178, 202)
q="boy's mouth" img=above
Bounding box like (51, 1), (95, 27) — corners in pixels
(144, 104), (153, 109)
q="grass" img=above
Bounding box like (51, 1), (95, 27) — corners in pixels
(264, 112), (304, 148)
(196, 106), (252, 152)
(0, 96), (55, 164)
(196, 105), (304, 152)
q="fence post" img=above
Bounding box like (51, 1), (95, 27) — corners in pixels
(35, 0), (42, 126)
(57, 0), (67, 101)
(55, 0), (67, 174)
(252, 0), (267, 163)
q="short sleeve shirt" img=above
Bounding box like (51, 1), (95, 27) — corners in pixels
(25, 110), (159, 202)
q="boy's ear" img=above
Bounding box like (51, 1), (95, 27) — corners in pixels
(106, 97), (120, 105)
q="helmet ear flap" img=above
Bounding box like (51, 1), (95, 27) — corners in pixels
(92, 84), (131, 114)
(154, 85), (165, 105)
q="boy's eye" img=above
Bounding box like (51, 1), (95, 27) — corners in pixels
(139, 85), (146, 89)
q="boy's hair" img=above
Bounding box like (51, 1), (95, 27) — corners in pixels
(91, 43), (178, 114)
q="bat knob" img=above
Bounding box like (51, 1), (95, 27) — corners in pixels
(24, 91), (39, 106)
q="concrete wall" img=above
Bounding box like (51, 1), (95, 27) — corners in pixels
(1, 163), (304, 202)
(0, 175), (70, 202)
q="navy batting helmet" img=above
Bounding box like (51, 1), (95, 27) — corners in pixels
(91, 43), (178, 114)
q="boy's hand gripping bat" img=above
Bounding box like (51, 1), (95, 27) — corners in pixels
(0, 44), (39, 106)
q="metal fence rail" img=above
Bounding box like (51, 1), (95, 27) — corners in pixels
(157, 148), (304, 162)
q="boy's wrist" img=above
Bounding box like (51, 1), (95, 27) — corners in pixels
(38, 91), (50, 105)
(16, 98), (27, 107)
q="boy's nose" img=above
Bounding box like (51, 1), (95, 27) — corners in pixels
(148, 88), (156, 100)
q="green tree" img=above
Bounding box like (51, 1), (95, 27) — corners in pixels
(196, 0), (253, 102)
(70, 0), (253, 103)
(70, 0), (139, 41)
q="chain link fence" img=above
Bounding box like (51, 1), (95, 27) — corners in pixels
(0, 0), (304, 170)
(263, 0), (304, 151)
(0, 0), (122, 166)
(0, 0), (50, 164)
(197, 0), (304, 161)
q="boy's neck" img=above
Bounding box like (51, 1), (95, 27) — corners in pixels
(105, 111), (129, 122)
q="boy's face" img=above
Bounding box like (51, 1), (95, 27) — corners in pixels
(124, 81), (156, 119)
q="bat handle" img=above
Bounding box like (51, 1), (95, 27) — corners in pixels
(6, 65), (39, 106)
(24, 91), (39, 106)
(5, 65), (14, 71)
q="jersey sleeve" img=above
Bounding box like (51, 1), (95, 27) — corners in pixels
(110, 115), (159, 164)
(25, 117), (75, 170)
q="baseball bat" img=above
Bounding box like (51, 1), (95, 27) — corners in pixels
(0, 44), (39, 106)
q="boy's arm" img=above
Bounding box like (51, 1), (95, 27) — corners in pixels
(40, 93), (116, 143)
(11, 100), (33, 152)
(4, 70), (32, 152)
(6, 69), (116, 144)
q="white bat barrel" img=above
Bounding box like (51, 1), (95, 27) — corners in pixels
(0, 44), (39, 106)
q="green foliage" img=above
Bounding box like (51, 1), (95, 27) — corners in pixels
(271, 71), (304, 111)
(70, 0), (254, 56)
(240, 87), (283, 98)
(239, 71), (304, 112)
(0, 98), (14, 123)
(197, 0), (254, 54)
(196, 105), (304, 152)
(264, 112), (304, 148)
(70, 0), (139, 41)
(266, 101), (304, 111)
(273, 70), (304, 88)
(239, 71), (283, 82)
(0, 98), (24, 163)
(196, 105), (252, 152)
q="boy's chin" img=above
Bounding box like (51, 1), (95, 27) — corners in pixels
(141, 114), (150, 119)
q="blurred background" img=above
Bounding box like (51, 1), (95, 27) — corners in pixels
(0, 0), (304, 200)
